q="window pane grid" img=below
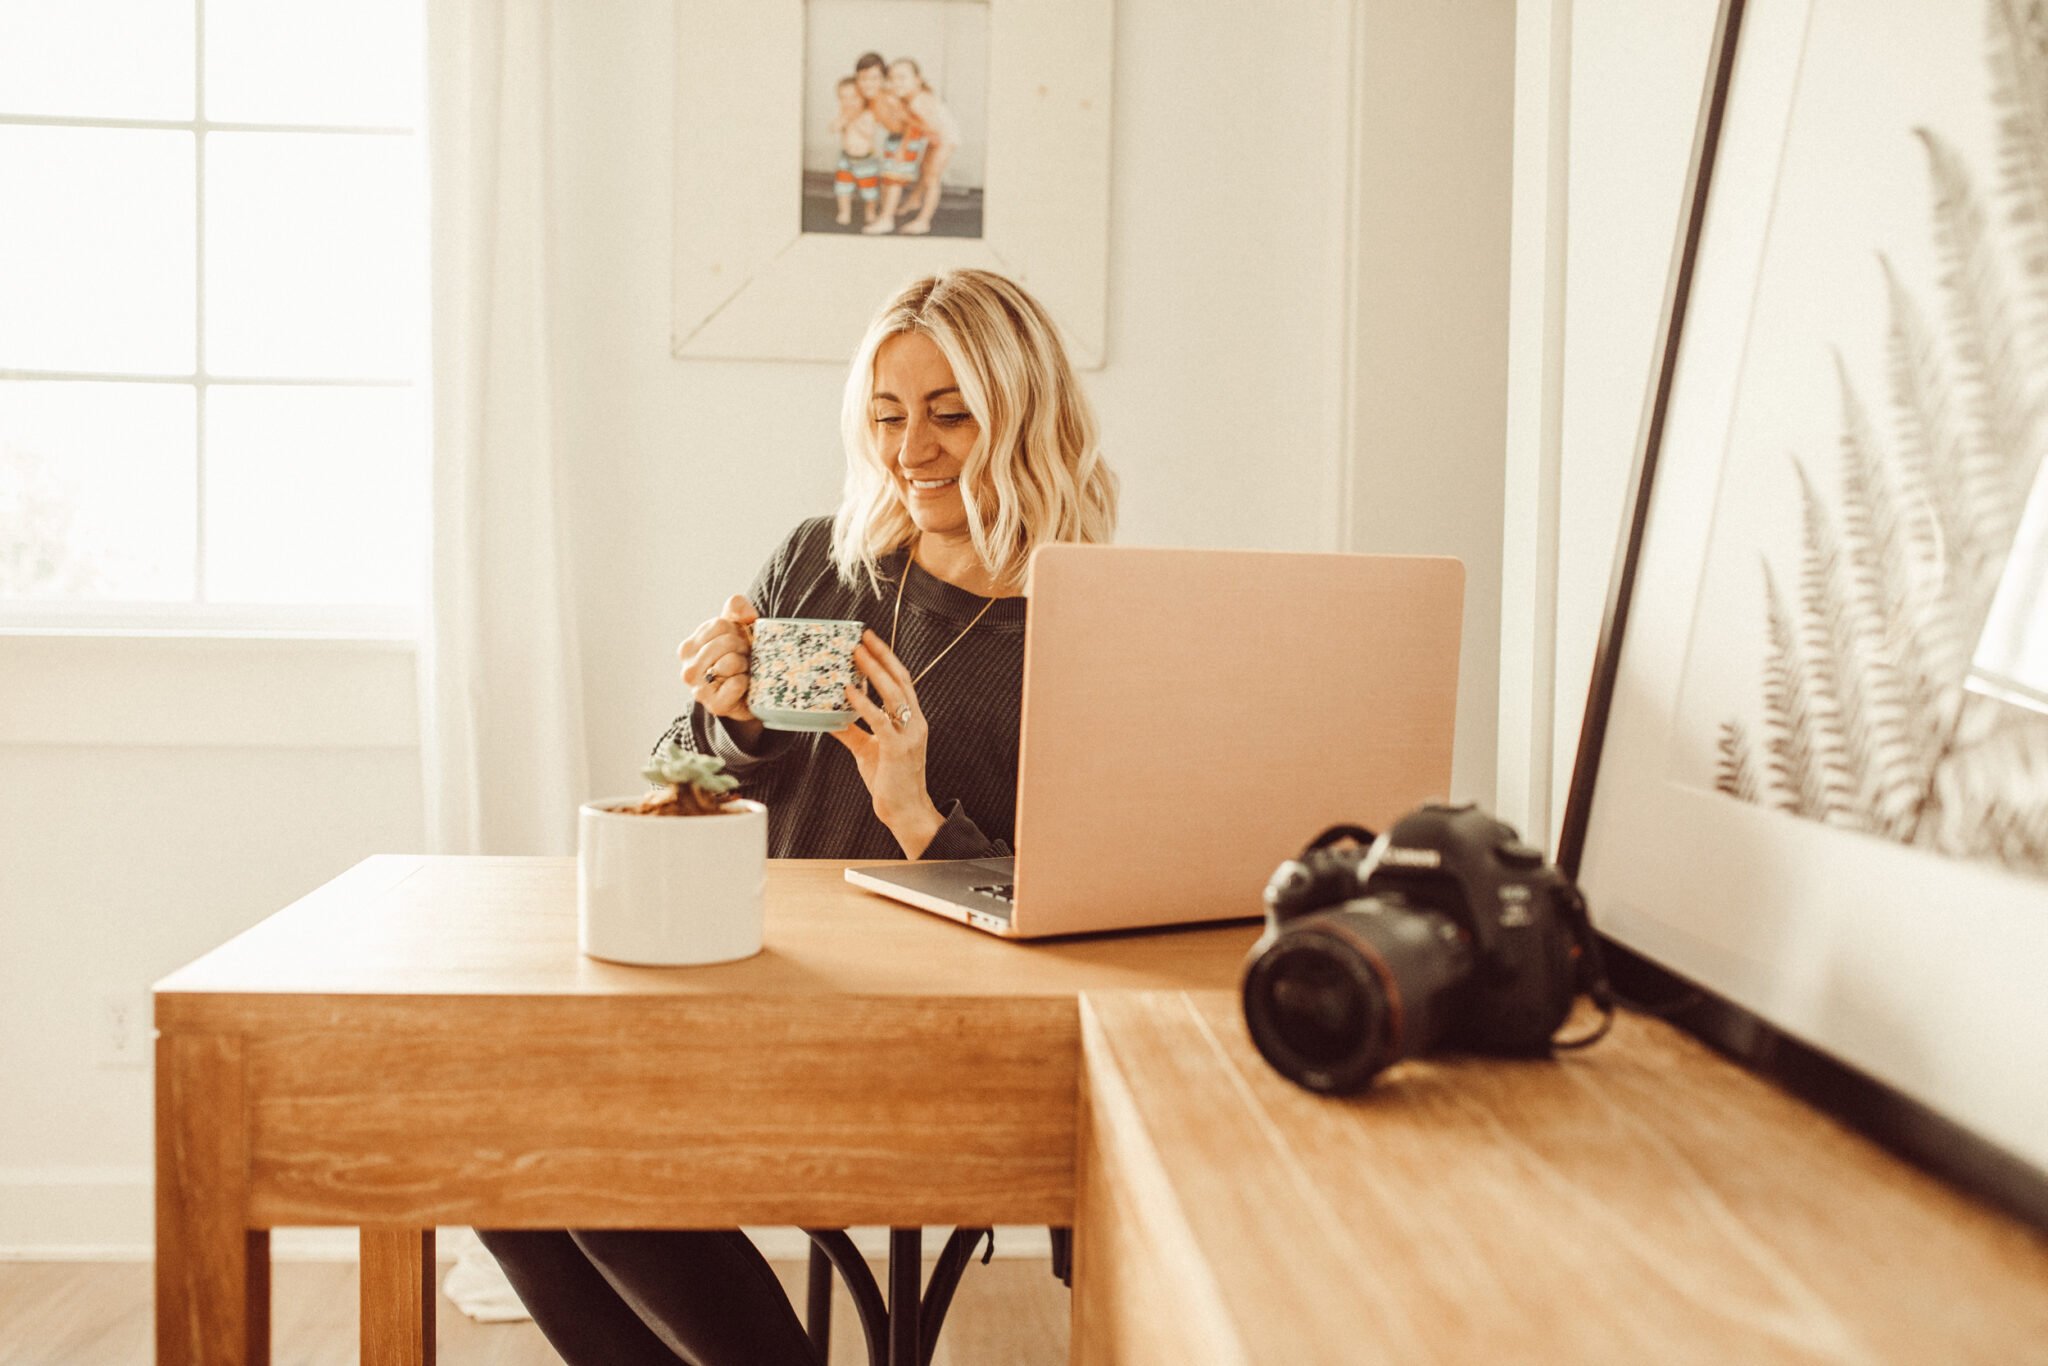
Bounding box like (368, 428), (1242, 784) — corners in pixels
(0, 0), (426, 629)
(2, 370), (415, 388)
(0, 113), (413, 136)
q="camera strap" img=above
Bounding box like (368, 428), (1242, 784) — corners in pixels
(1302, 823), (1377, 852)
(1553, 883), (1616, 1050)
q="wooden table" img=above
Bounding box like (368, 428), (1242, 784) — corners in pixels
(1075, 992), (2048, 1364)
(151, 856), (1257, 1365)
(156, 856), (2048, 1364)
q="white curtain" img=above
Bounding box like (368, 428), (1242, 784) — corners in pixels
(420, 0), (588, 858)
(421, 0), (578, 1322)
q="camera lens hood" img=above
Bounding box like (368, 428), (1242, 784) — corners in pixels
(1242, 921), (1397, 1094)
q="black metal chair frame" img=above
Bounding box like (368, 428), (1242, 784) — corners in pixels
(800, 1225), (1073, 1366)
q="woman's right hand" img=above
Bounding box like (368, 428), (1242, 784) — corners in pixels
(678, 595), (760, 731)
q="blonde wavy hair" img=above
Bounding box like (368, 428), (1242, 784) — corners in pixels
(831, 269), (1118, 592)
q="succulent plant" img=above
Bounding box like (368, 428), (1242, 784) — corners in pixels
(632, 741), (741, 816)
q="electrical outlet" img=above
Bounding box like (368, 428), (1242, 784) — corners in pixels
(95, 992), (152, 1069)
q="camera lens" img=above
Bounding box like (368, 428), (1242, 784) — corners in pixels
(1242, 900), (1473, 1093)
(1266, 950), (1373, 1069)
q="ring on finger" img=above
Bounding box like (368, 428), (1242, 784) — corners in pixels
(895, 704), (912, 726)
(705, 669), (718, 685)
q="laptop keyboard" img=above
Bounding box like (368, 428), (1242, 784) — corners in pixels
(969, 883), (1016, 904)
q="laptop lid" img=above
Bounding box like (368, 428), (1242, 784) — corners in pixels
(1007, 544), (1463, 937)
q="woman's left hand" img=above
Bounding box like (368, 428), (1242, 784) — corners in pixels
(829, 629), (946, 858)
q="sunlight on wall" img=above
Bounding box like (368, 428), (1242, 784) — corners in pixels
(1971, 460), (2048, 717)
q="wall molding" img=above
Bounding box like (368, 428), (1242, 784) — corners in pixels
(0, 1166), (154, 1261)
(1497, 0), (1573, 842)
(1328, 0), (1365, 554)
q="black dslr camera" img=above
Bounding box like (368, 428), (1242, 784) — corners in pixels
(1241, 802), (1610, 1094)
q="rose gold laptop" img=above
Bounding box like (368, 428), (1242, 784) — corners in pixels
(844, 543), (1464, 937)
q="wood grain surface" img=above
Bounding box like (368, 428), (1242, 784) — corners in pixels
(152, 856), (1255, 1363)
(154, 857), (2048, 1364)
(358, 1229), (434, 1366)
(154, 857), (1258, 1023)
(1071, 1073), (1247, 1366)
(1073, 990), (2048, 1364)
(155, 857), (1257, 1232)
(242, 994), (1081, 1227)
(154, 1033), (268, 1366)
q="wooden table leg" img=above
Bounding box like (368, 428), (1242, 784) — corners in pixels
(156, 1033), (269, 1365)
(360, 1227), (435, 1366)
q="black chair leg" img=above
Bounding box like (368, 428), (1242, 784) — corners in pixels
(805, 1228), (890, 1366)
(805, 1225), (994, 1366)
(918, 1227), (992, 1365)
(1050, 1226), (1073, 1287)
(805, 1239), (833, 1358)
(887, 1228), (922, 1366)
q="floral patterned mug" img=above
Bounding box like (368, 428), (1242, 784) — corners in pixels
(747, 617), (866, 731)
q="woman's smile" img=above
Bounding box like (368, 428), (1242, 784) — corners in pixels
(871, 331), (981, 537)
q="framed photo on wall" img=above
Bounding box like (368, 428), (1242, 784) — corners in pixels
(1561, 0), (2048, 1201)
(672, 0), (1111, 366)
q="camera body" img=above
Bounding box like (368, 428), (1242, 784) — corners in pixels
(1241, 801), (1604, 1094)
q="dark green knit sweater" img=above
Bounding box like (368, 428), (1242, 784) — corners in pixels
(657, 517), (1025, 860)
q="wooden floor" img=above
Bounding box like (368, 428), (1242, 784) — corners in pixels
(0, 1257), (1070, 1365)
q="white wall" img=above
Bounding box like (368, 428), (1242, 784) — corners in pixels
(564, 0), (1515, 805)
(1, 0), (1520, 1255)
(558, 0), (1384, 795)
(1499, 0), (1721, 851)
(0, 637), (422, 1253)
(1348, 0), (1514, 807)
(1549, 0), (1721, 835)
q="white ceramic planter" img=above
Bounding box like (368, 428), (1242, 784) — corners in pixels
(577, 798), (767, 966)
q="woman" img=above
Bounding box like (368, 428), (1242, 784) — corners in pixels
(478, 267), (1117, 1365)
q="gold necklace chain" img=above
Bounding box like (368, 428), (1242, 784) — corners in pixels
(891, 544), (998, 689)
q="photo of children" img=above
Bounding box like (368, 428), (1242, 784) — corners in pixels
(830, 71), (882, 226)
(801, 0), (987, 240)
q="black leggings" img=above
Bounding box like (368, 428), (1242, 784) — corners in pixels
(474, 1227), (821, 1366)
